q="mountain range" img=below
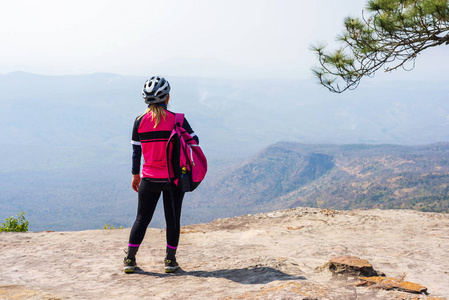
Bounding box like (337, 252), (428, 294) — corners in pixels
(0, 72), (448, 231)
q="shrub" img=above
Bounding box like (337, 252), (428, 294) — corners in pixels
(0, 211), (29, 232)
(102, 224), (124, 230)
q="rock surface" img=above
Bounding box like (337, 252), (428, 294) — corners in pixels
(1, 207), (448, 299)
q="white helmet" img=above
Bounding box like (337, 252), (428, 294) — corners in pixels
(142, 76), (171, 104)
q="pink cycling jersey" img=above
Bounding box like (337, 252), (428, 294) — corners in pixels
(131, 109), (198, 180)
(138, 111), (175, 179)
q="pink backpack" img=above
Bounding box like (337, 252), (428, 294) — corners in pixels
(166, 113), (207, 192)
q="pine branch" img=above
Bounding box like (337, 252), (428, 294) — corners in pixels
(311, 0), (449, 93)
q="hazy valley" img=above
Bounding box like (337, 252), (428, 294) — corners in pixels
(0, 72), (448, 231)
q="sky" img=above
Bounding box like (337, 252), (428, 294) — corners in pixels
(1, 0), (448, 81)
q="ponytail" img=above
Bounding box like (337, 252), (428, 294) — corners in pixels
(137, 104), (167, 128)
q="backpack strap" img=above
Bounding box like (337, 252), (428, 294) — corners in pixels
(174, 113), (184, 127)
(168, 113), (185, 231)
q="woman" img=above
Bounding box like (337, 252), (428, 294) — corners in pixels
(124, 76), (199, 273)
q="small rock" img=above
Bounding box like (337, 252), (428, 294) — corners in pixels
(317, 256), (384, 277)
(355, 276), (428, 294)
(287, 226), (304, 230)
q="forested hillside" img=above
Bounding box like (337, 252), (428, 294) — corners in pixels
(188, 142), (449, 221)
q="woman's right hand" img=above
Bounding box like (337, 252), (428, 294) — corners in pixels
(132, 174), (141, 193)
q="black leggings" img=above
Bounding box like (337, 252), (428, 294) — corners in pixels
(128, 179), (184, 248)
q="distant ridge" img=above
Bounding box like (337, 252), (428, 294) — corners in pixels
(189, 142), (449, 222)
(2, 70), (125, 77)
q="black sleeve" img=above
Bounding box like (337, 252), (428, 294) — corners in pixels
(131, 116), (142, 144)
(131, 116), (143, 175)
(132, 145), (142, 175)
(183, 117), (199, 144)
